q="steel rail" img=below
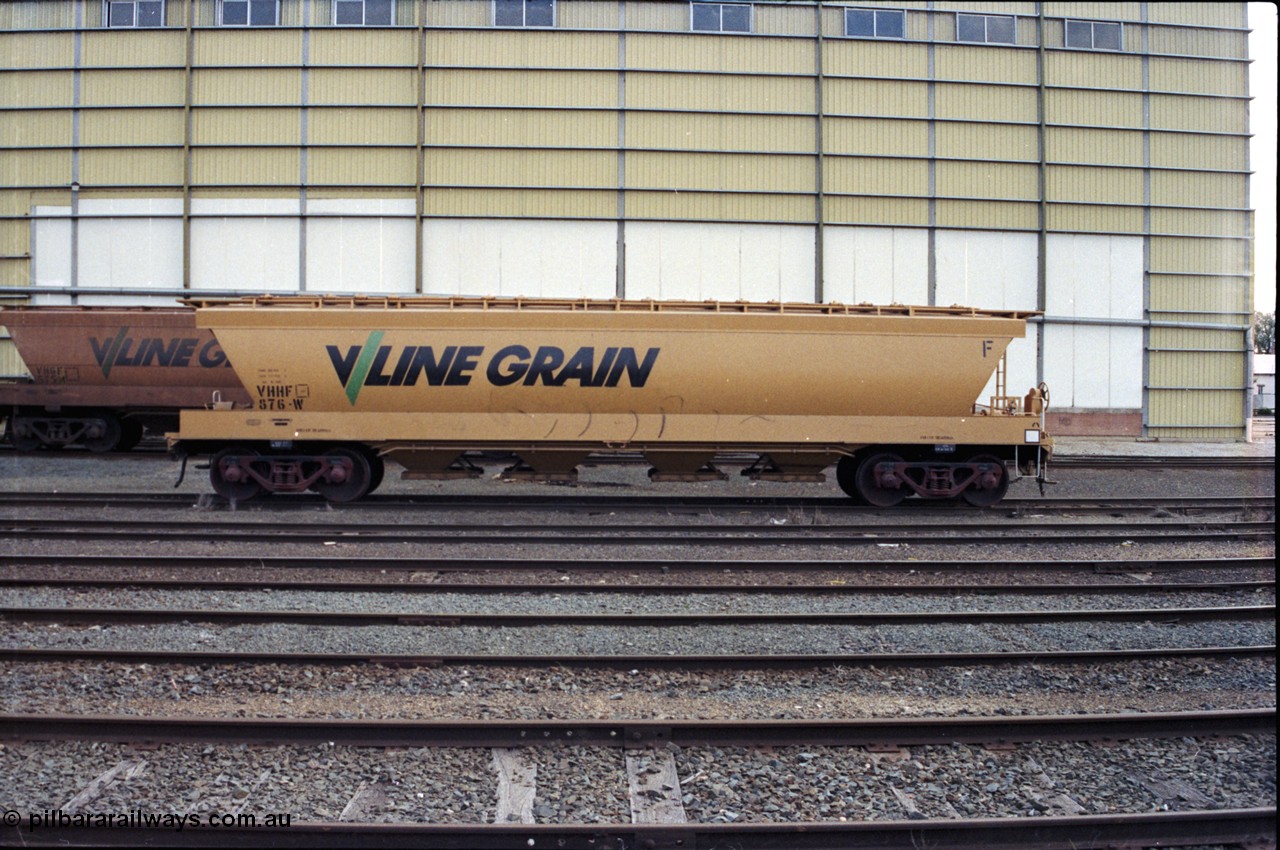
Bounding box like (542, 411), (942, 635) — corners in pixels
(3, 708), (1273, 749)
(1, 554), (1271, 574)
(4, 810), (1275, 850)
(0, 490), (1273, 513)
(2, 575), (1270, 595)
(4, 604), (1273, 628)
(3, 645), (1272, 669)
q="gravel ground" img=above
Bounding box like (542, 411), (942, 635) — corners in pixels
(1, 735), (1272, 824)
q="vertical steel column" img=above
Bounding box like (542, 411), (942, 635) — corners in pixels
(299, 0), (311, 291)
(926, 2), (936, 307)
(1140, 2), (1151, 435)
(1035, 4), (1047, 384)
(415, 0), (426, 294)
(616, 0), (627, 299)
(181, 0), (194, 290)
(813, 1), (825, 303)
(69, 0), (83, 301)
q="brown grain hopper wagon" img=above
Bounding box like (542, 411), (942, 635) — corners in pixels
(0, 306), (250, 451)
(172, 295), (1051, 506)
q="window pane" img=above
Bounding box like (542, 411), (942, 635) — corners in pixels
(956, 14), (985, 42)
(335, 0), (362, 24)
(692, 4), (720, 31)
(109, 1), (134, 27)
(847, 9), (874, 37)
(876, 10), (904, 38)
(223, 0), (248, 24)
(365, 0), (392, 24)
(494, 0), (522, 25)
(525, 0), (553, 26)
(721, 4), (749, 32)
(138, 0), (163, 26)
(249, 0), (277, 25)
(987, 15), (1015, 43)
(1065, 20), (1091, 48)
(1095, 22), (1122, 50)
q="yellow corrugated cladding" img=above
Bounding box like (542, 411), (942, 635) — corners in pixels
(422, 0), (489, 27)
(82, 30), (185, 67)
(935, 46), (1036, 85)
(194, 29), (303, 66)
(1045, 52), (1142, 89)
(631, 112), (813, 153)
(1150, 94), (1247, 133)
(192, 108), (302, 146)
(1150, 236), (1249, 274)
(0, 32), (73, 67)
(628, 73), (813, 114)
(557, 1), (621, 30)
(623, 1), (693, 32)
(1150, 57), (1247, 96)
(311, 69), (417, 105)
(1046, 89), (1143, 127)
(825, 40), (928, 80)
(423, 188), (615, 218)
(935, 83), (1036, 122)
(310, 28), (418, 65)
(826, 79), (928, 117)
(80, 149), (183, 186)
(194, 69), (299, 106)
(309, 148), (417, 186)
(1043, 3), (1142, 22)
(427, 70), (617, 108)
(936, 199), (1037, 229)
(1151, 276), (1250, 314)
(1152, 209), (1251, 239)
(5, 150), (69, 187)
(1047, 203), (1143, 233)
(937, 162), (1038, 200)
(754, 2), (819, 36)
(824, 196), (929, 227)
(427, 149), (616, 188)
(627, 151), (813, 193)
(428, 30), (616, 68)
(1, 111), (71, 148)
(1147, 2), (1244, 27)
(824, 158), (927, 197)
(625, 190), (814, 223)
(82, 69), (184, 106)
(1048, 165), (1142, 204)
(826, 118), (926, 158)
(938, 122), (1037, 161)
(1047, 127), (1143, 166)
(627, 33), (813, 75)
(1147, 25), (1247, 59)
(1151, 133), (1247, 171)
(190, 148), (300, 186)
(318, 108), (417, 146)
(426, 108), (612, 148)
(1148, 389), (1245, 431)
(1150, 170), (1247, 209)
(0, 1), (75, 28)
(5, 71), (72, 107)
(83, 109), (184, 146)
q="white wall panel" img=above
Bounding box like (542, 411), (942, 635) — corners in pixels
(1043, 324), (1143, 409)
(32, 206), (71, 294)
(1045, 234), (1143, 319)
(624, 222), (814, 302)
(935, 231), (1039, 310)
(306, 199), (416, 295)
(191, 198), (300, 293)
(77, 198), (184, 292)
(424, 219), (617, 298)
(822, 226), (928, 306)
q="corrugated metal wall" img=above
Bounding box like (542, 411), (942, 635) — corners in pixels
(0, 0), (1255, 436)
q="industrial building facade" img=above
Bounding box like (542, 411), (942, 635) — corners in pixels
(0, 0), (1256, 438)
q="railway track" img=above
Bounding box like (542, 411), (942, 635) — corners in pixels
(1, 516), (1273, 546)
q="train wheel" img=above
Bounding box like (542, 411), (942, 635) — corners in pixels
(8, 419), (44, 452)
(210, 447), (263, 502)
(117, 418), (145, 452)
(835, 455), (868, 504)
(364, 450), (386, 495)
(83, 414), (122, 453)
(855, 452), (907, 507)
(313, 447), (372, 504)
(960, 454), (1009, 507)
